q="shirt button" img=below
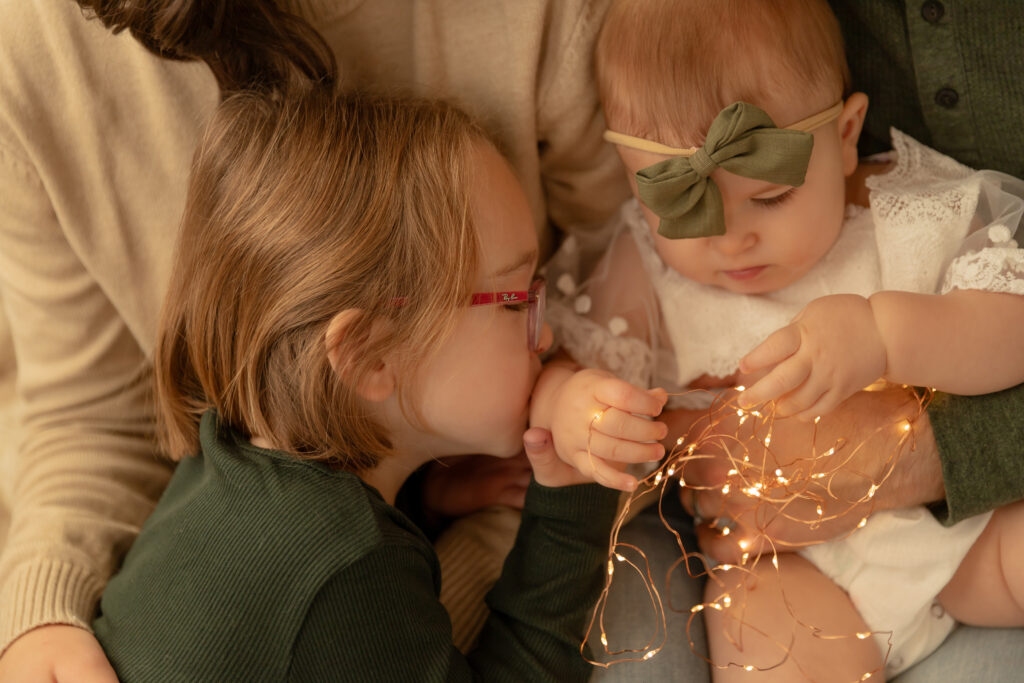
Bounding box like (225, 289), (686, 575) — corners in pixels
(931, 601), (946, 618)
(935, 87), (959, 108)
(921, 1), (945, 23)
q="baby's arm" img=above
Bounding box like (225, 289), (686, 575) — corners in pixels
(530, 358), (667, 492)
(534, 221), (671, 490)
(867, 289), (1024, 393)
(739, 289), (1024, 419)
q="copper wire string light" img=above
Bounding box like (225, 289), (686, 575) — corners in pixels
(583, 384), (933, 681)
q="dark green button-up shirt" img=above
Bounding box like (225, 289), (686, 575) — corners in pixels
(832, 0), (1024, 176)
(831, 0), (1024, 523)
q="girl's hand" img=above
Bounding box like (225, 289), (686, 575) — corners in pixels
(738, 294), (887, 420)
(0, 624), (118, 683)
(422, 452), (532, 516)
(548, 368), (668, 491)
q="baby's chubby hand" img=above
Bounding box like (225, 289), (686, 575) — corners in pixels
(738, 294), (887, 420)
(531, 361), (668, 492)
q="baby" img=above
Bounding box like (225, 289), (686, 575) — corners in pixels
(541, 0), (1024, 679)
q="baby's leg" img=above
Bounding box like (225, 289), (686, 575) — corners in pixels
(938, 500), (1024, 626)
(705, 553), (882, 682)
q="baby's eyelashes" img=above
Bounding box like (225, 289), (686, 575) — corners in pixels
(751, 187), (797, 208)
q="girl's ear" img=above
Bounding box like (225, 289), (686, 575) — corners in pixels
(838, 92), (869, 177)
(325, 309), (395, 403)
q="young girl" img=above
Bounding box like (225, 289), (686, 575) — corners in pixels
(0, 1), (625, 676)
(541, 0), (1024, 679)
(89, 87), (624, 681)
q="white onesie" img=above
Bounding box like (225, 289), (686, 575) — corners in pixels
(545, 130), (1024, 676)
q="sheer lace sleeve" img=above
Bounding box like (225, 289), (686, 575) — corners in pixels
(867, 129), (1024, 296)
(543, 206), (667, 389)
(940, 170), (1024, 295)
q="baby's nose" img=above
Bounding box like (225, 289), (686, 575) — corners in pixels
(713, 228), (757, 256)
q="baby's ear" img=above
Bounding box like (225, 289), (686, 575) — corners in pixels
(325, 309), (395, 402)
(838, 92), (869, 177)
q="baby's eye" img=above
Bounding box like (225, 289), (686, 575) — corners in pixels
(752, 188), (796, 208)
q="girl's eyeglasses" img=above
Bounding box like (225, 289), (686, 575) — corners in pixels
(470, 276), (546, 352)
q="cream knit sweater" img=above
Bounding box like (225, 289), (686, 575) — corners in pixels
(0, 0), (628, 651)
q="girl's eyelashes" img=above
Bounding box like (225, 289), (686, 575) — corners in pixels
(752, 187), (797, 208)
(503, 302), (529, 313)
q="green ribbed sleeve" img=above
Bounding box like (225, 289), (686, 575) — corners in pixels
(94, 413), (620, 681)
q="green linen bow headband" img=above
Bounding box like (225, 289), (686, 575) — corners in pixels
(604, 101), (843, 239)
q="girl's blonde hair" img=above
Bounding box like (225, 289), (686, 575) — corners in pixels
(155, 87), (487, 471)
(597, 0), (851, 148)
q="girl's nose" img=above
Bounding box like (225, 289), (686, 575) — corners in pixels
(536, 322), (554, 355)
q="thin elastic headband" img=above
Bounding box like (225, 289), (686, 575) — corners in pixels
(603, 101), (844, 156)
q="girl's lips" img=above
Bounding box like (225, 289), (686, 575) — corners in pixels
(723, 266), (766, 281)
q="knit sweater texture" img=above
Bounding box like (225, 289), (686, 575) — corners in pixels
(92, 412), (619, 682)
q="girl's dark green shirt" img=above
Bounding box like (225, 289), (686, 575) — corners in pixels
(93, 412), (619, 682)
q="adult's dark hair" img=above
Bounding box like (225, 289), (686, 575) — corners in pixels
(75, 0), (336, 94)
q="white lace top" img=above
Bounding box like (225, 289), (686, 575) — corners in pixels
(546, 130), (1024, 405)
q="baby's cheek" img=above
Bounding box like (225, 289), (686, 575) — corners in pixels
(655, 241), (702, 281)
